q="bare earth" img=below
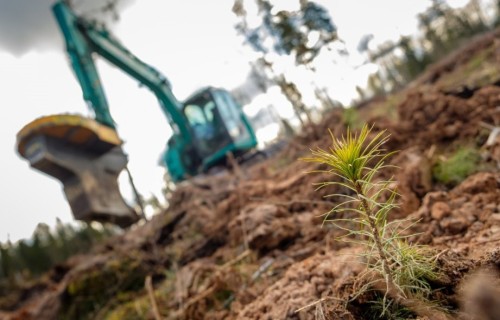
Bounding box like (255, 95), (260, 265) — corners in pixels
(2, 30), (500, 320)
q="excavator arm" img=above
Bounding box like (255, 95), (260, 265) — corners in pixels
(52, 2), (193, 141)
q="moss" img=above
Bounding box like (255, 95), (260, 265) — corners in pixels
(432, 147), (480, 187)
(370, 94), (403, 121)
(214, 289), (233, 304)
(466, 48), (490, 71)
(366, 298), (416, 320)
(358, 92), (404, 123)
(105, 268), (179, 320)
(437, 45), (500, 90)
(105, 295), (150, 320)
(61, 257), (148, 320)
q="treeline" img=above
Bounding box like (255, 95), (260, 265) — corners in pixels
(0, 220), (118, 289)
(363, 0), (500, 96)
(232, 0), (500, 119)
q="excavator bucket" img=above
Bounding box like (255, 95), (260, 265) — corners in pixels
(17, 115), (139, 227)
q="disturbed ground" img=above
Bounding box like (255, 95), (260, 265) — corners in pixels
(2, 30), (500, 320)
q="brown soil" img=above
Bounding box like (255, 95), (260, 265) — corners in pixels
(2, 31), (500, 320)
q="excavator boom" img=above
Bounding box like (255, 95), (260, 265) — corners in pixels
(52, 2), (193, 140)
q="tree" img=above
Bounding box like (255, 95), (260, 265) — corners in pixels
(418, 0), (488, 62)
(270, 0), (337, 64)
(0, 220), (118, 284)
(236, 0), (337, 65)
(367, 72), (386, 97)
(0, 244), (12, 281)
(362, 0), (493, 93)
(495, 0), (500, 27)
(233, 0), (338, 130)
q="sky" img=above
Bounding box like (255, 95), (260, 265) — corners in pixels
(0, 0), (471, 242)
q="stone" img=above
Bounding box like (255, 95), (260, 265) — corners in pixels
(440, 216), (469, 234)
(431, 202), (451, 220)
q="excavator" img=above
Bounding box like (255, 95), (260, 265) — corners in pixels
(16, 1), (257, 227)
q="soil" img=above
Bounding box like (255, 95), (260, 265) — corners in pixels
(2, 30), (500, 320)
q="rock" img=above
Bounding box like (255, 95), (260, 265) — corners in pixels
(469, 221), (484, 232)
(394, 148), (433, 213)
(453, 172), (499, 195)
(455, 203), (478, 224)
(228, 204), (301, 251)
(459, 267), (500, 320)
(440, 216), (470, 234)
(484, 203), (497, 212)
(449, 196), (469, 208)
(415, 191), (449, 221)
(431, 202), (452, 220)
(444, 123), (459, 137)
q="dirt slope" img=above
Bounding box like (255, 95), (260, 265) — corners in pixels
(2, 30), (500, 320)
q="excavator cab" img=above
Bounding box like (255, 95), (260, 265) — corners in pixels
(163, 87), (257, 182)
(182, 88), (256, 168)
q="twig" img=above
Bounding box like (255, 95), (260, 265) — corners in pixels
(485, 127), (500, 146)
(433, 249), (449, 262)
(173, 285), (218, 317)
(372, 280), (452, 320)
(240, 209), (250, 251)
(479, 121), (496, 130)
(249, 197), (333, 206)
(474, 237), (500, 244)
(295, 297), (343, 313)
(227, 151), (250, 251)
(172, 250), (251, 318)
(426, 144), (436, 159)
(315, 302), (327, 320)
(226, 151), (243, 178)
(251, 258), (274, 282)
(221, 249), (251, 269)
(145, 275), (162, 320)
(126, 166), (147, 221)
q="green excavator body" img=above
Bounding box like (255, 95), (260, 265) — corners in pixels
(16, 2), (257, 226)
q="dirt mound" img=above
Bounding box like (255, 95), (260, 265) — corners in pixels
(3, 30), (500, 320)
(413, 172), (500, 245)
(414, 29), (500, 88)
(393, 85), (500, 148)
(237, 248), (363, 320)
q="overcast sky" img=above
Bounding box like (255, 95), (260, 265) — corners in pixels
(0, 0), (471, 242)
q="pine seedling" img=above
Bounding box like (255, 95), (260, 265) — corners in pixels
(302, 124), (438, 316)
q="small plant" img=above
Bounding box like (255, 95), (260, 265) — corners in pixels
(302, 125), (438, 317)
(432, 147), (480, 187)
